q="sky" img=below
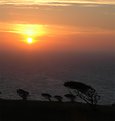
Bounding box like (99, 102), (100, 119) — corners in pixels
(0, 0), (115, 54)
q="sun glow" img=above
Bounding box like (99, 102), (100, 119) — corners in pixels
(15, 24), (46, 36)
(27, 37), (33, 44)
(13, 24), (47, 44)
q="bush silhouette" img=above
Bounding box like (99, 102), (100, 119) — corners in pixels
(17, 89), (29, 100)
(64, 81), (100, 105)
(64, 94), (76, 102)
(54, 95), (63, 102)
(41, 93), (52, 101)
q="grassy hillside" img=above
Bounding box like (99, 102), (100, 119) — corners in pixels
(0, 99), (115, 121)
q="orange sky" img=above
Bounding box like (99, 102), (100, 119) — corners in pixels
(0, 0), (115, 54)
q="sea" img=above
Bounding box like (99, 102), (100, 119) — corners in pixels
(0, 52), (115, 105)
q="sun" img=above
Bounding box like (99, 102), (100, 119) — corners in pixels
(14, 24), (48, 45)
(27, 37), (33, 44)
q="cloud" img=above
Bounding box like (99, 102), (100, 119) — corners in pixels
(0, 0), (115, 6)
(0, 1), (115, 33)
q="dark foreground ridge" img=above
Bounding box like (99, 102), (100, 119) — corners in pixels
(0, 99), (115, 121)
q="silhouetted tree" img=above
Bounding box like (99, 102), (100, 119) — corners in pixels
(64, 81), (100, 105)
(54, 95), (63, 102)
(0, 92), (2, 99)
(64, 94), (76, 102)
(41, 93), (52, 101)
(112, 103), (115, 106)
(17, 89), (29, 100)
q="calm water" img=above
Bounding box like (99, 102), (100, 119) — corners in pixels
(0, 53), (115, 104)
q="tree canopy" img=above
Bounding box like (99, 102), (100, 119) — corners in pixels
(64, 81), (100, 105)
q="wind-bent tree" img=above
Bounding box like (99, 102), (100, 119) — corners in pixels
(41, 93), (52, 101)
(54, 95), (63, 102)
(17, 89), (29, 100)
(64, 81), (100, 105)
(64, 94), (76, 102)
